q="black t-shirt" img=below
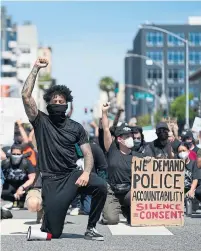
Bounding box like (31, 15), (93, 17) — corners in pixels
(90, 143), (108, 173)
(146, 139), (173, 159)
(2, 158), (35, 182)
(107, 142), (141, 186)
(31, 110), (88, 174)
(186, 160), (201, 181)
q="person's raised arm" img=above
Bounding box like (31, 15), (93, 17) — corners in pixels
(16, 120), (29, 143)
(113, 108), (124, 128)
(21, 58), (48, 122)
(102, 103), (112, 152)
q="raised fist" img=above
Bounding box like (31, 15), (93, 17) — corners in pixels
(102, 102), (110, 113)
(16, 119), (23, 126)
(35, 58), (48, 68)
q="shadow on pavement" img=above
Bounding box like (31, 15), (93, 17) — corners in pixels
(191, 214), (201, 218)
(24, 221), (39, 225)
(23, 220), (75, 225)
(60, 233), (84, 239)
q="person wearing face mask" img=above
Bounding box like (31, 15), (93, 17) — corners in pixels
(1, 144), (36, 210)
(100, 103), (142, 225)
(177, 142), (201, 213)
(145, 122), (174, 159)
(182, 131), (200, 158)
(130, 126), (148, 156)
(21, 58), (107, 241)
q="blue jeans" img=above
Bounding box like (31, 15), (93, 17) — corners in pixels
(71, 194), (91, 215)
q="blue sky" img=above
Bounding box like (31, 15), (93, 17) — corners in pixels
(3, 1), (201, 122)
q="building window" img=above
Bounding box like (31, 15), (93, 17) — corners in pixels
(168, 69), (184, 83)
(1, 72), (16, 77)
(146, 69), (162, 80)
(168, 87), (180, 98)
(189, 32), (201, 46)
(168, 51), (184, 65)
(167, 33), (185, 46)
(189, 51), (201, 65)
(146, 32), (163, 47)
(2, 59), (11, 65)
(146, 51), (163, 62)
(20, 48), (30, 53)
(18, 63), (31, 68)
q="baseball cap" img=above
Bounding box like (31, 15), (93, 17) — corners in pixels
(181, 130), (193, 140)
(114, 123), (132, 137)
(156, 122), (169, 131)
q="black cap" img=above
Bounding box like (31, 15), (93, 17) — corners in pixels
(130, 126), (143, 134)
(114, 123), (132, 137)
(156, 122), (169, 131)
(181, 130), (193, 140)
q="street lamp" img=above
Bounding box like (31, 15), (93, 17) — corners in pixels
(126, 53), (168, 111)
(139, 24), (189, 129)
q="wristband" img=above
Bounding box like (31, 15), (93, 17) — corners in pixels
(21, 186), (25, 191)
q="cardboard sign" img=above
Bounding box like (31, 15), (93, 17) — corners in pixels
(131, 158), (184, 226)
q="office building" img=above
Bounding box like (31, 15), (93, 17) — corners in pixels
(125, 20), (201, 121)
(17, 22), (39, 103)
(1, 6), (18, 97)
(38, 46), (56, 112)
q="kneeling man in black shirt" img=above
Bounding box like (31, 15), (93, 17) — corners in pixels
(21, 58), (107, 241)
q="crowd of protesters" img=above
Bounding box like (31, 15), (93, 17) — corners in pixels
(1, 58), (201, 241)
(1, 101), (201, 224)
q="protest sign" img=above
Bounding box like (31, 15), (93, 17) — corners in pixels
(131, 158), (184, 226)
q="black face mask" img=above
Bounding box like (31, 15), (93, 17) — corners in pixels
(157, 130), (169, 142)
(47, 104), (68, 124)
(186, 142), (193, 148)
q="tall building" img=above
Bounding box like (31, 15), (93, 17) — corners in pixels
(38, 47), (55, 112)
(17, 22), (38, 103)
(125, 20), (201, 121)
(1, 6), (18, 97)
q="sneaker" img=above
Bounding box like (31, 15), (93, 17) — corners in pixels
(84, 227), (104, 241)
(70, 207), (80, 216)
(1, 208), (13, 219)
(36, 209), (44, 224)
(2, 202), (13, 210)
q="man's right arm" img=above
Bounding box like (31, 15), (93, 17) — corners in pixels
(21, 65), (39, 122)
(21, 58), (48, 122)
(102, 103), (112, 152)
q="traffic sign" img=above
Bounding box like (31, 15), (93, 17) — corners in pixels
(134, 92), (154, 100)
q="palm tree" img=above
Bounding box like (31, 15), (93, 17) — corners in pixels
(99, 77), (115, 101)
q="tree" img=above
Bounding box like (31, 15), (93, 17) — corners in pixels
(99, 77), (115, 101)
(137, 114), (151, 127)
(170, 94), (196, 121)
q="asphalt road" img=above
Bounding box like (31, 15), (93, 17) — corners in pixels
(1, 207), (201, 251)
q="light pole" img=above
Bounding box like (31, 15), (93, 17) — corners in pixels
(139, 24), (189, 129)
(126, 53), (168, 113)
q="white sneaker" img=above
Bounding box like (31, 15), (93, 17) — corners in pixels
(70, 208), (80, 216)
(2, 202), (13, 210)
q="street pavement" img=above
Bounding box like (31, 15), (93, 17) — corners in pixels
(1, 207), (201, 251)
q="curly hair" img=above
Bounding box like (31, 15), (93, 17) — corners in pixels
(43, 85), (73, 103)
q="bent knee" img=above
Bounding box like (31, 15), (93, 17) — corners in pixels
(98, 181), (107, 194)
(51, 230), (62, 239)
(26, 197), (42, 212)
(102, 212), (119, 225)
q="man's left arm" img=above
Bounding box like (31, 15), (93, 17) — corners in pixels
(80, 143), (94, 174)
